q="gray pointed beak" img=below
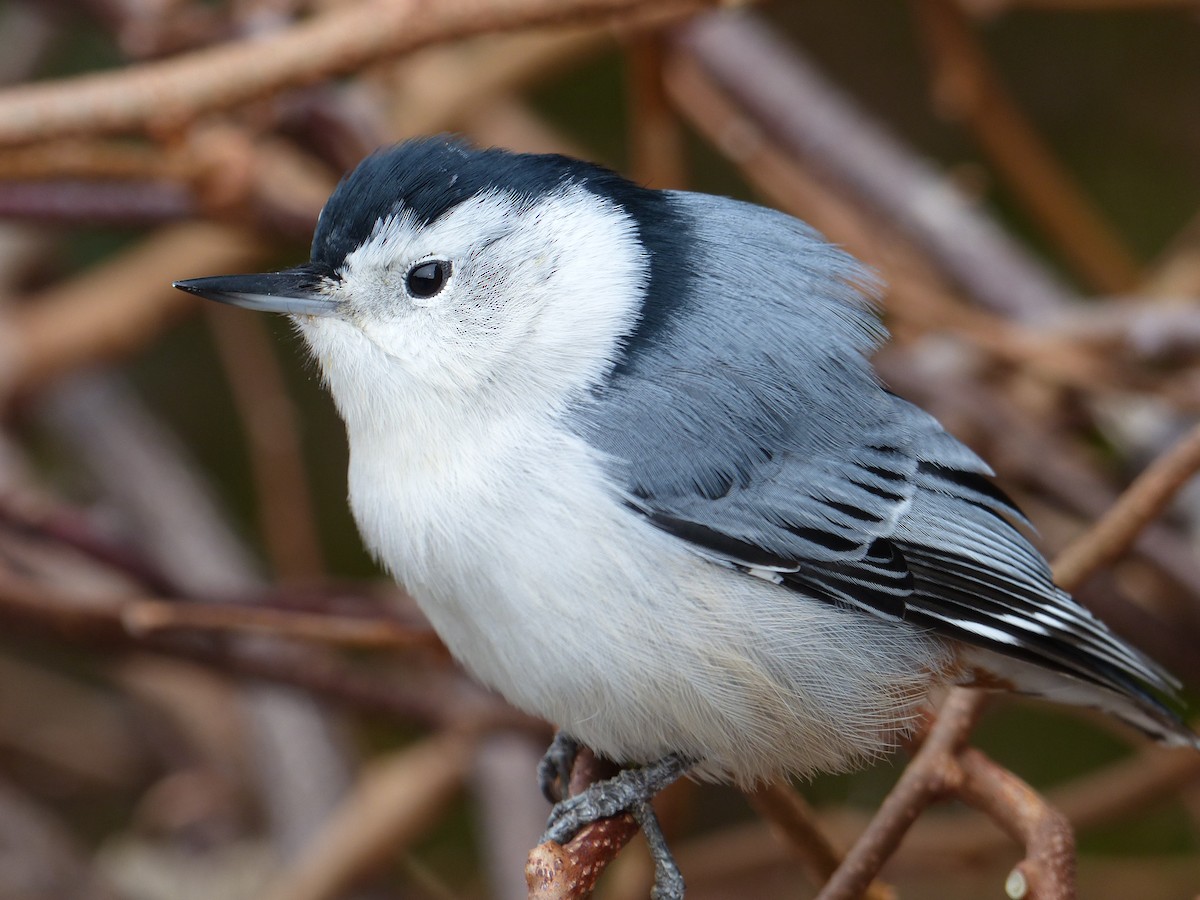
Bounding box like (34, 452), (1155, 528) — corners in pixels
(173, 266), (341, 316)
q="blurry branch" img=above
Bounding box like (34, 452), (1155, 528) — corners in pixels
(258, 733), (474, 900)
(0, 557), (529, 733)
(381, 2), (708, 143)
(956, 0), (1198, 10)
(0, 223), (265, 400)
(626, 34), (687, 189)
(0, 774), (122, 900)
(0, 653), (146, 790)
(673, 10), (1075, 321)
(0, 2), (55, 86)
(1143, 210), (1200, 298)
(39, 375), (350, 856)
(0, 140), (184, 180)
(0, 494), (179, 594)
(0, 0), (733, 147)
(1046, 300), (1200, 363)
(0, 179), (195, 225)
(466, 97), (594, 159)
(0, 564), (442, 650)
(205, 307), (326, 580)
(746, 783), (893, 900)
(912, 0), (1141, 293)
(473, 733), (553, 900)
(1052, 418), (1200, 588)
(123, 597), (444, 652)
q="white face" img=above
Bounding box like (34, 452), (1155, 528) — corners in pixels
(297, 186), (648, 426)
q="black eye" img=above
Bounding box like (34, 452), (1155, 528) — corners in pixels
(406, 260), (450, 298)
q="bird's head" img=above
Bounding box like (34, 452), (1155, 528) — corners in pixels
(176, 137), (674, 421)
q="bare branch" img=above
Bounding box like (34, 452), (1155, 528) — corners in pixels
(1052, 419), (1200, 589)
(0, 0), (730, 146)
(912, 0), (1140, 292)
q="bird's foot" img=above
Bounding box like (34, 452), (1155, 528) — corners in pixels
(633, 801), (686, 900)
(542, 753), (690, 899)
(537, 731), (579, 803)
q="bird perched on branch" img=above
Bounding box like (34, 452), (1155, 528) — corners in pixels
(176, 136), (1197, 899)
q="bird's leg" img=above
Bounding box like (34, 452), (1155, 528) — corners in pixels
(537, 731), (579, 803)
(632, 800), (686, 900)
(542, 752), (690, 897)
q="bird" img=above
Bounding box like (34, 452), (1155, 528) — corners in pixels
(175, 135), (1197, 898)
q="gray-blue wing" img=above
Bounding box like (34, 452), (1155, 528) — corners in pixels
(569, 191), (1182, 725)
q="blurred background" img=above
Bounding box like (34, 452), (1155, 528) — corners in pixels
(0, 0), (1198, 898)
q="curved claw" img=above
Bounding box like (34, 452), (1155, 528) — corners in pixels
(537, 732), (580, 804)
(537, 755), (691, 899)
(540, 753), (690, 845)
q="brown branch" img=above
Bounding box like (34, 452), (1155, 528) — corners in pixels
(120, 597), (445, 651)
(0, 0), (726, 146)
(816, 690), (986, 900)
(958, 0), (1196, 11)
(258, 732), (475, 900)
(673, 10), (1075, 321)
(0, 178), (194, 225)
(626, 34), (687, 189)
(746, 782), (894, 900)
(1, 222), (267, 400)
(0, 495), (179, 595)
(527, 749), (640, 900)
(956, 749), (1076, 900)
(1052, 418), (1200, 589)
(0, 140), (184, 180)
(0, 558), (440, 652)
(0, 561), (530, 733)
(205, 306), (327, 580)
(912, 0), (1140, 293)
(893, 741), (1200, 863)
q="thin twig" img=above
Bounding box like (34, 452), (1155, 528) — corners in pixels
(626, 34), (686, 189)
(205, 306), (327, 580)
(120, 597), (444, 651)
(1052, 419), (1200, 589)
(258, 733), (475, 900)
(2, 223), (266, 399)
(912, 0), (1140, 293)
(673, 10), (1075, 321)
(816, 690), (985, 900)
(0, 0), (727, 146)
(746, 783), (894, 900)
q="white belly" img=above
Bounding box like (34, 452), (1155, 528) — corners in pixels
(346, 420), (951, 785)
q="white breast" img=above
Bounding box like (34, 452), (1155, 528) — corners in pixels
(341, 396), (953, 785)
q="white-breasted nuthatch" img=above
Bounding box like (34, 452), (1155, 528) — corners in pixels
(176, 136), (1197, 897)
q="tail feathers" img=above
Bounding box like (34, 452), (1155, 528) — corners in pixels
(959, 647), (1200, 751)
